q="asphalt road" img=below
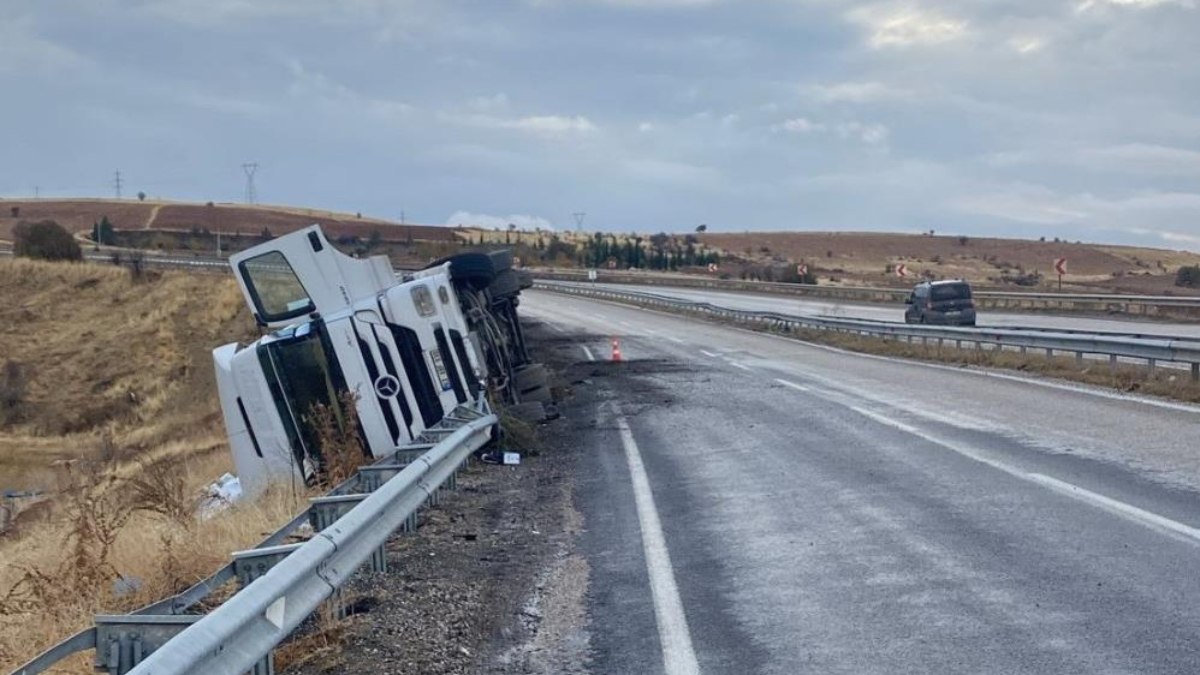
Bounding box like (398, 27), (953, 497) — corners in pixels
(592, 282), (1200, 339)
(522, 288), (1200, 674)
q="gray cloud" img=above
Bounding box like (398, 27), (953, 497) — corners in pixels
(0, 0), (1197, 248)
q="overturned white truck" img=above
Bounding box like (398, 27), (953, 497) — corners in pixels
(212, 225), (546, 495)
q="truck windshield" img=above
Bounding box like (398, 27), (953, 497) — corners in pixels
(258, 323), (352, 469)
(240, 251), (314, 322)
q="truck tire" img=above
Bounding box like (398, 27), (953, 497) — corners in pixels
(518, 384), (553, 403)
(514, 363), (548, 391)
(488, 268), (523, 299)
(507, 401), (547, 423)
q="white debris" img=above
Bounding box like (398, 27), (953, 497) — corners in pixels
(503, 452), (521, 465)
(197, 473), (243, 520)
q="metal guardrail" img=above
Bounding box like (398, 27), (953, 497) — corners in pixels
(530, 268), (1200, 316)
(11, 405), (497, 675)
(536, 281), (1200, 382)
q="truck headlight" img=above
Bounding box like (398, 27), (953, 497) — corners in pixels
(411, 285), (436, 317)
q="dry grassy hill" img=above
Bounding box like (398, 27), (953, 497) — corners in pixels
(0, 257), (318, 671)
(0, 198), (457, 244)
(692, 231), (1200, 294)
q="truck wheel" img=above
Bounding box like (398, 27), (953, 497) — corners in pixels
(519, 384), (553, 403)
(514, 363), (548, 391)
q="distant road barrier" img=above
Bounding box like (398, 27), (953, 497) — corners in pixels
(536, 281), (1200, 382)
(11, 404), (496, 675)
(529, 268), (1200, 318)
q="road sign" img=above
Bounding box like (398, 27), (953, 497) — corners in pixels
(1054, 257), (1067, 290)
(895, 264), (908, 278)
(587, 269), (598, 282)
(797, 264), (808, 276)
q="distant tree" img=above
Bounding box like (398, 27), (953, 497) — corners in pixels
(367, 229), (383, 251)
(9, 206), (18, 218)
(91, 216), (115, 245)
(695, 224), (707, 233)
(958, 236), (969, 246)
(1176, 265), (1200, 289)
(137, 191), (146, 201)
(260, 227), (274, 242)
(13, 220), (82, 261)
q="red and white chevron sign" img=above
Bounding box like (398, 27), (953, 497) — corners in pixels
(797, 264), (808, 276)
(895, 264), (908, 278)
(1054, 257), (1067, 275)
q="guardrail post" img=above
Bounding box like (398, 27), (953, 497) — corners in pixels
(1110, 354), (1119, 372)
(1192, 363), (1199, 383)
(1045, 348), (1054, 357)
(1076, 351), (1084, 365)
(1147, 358), (1157, 375)
(231, 544), (303, 675)
(94, 615), (200, 675)
(309, 494), (388, 573)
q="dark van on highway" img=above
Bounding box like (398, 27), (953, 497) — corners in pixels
(904, 280), (976, 326)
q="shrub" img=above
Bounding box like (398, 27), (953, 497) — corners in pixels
(12, 220), (82, 262)
(0, 361), (26, 425)
(1176, 265), (1200, 289)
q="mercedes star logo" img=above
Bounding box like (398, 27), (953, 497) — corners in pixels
(374, 374), (401, 399)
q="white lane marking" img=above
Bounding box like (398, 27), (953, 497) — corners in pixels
(581, 345), (596, 362)
(848, 405), (921, 435)
(615, 415), (702, 675)
(1025, 473), (1200, 544)
(666, 336), (685, 344)
(838, 405), (1200, 546)
(774, 378), (811, 392)
(728, 362), (752, 371)
(699, 350), (719, 358)
(720, 321), (1200, 416)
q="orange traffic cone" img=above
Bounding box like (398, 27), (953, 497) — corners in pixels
(611, 337), (622, 362)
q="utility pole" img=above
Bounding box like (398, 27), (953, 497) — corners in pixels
(113, 170), (123, 199)
(400, 209), (406, 225)
(242, 162), (258, 204)
(33, 186), (39, 199)
(572, 211), (586, 233)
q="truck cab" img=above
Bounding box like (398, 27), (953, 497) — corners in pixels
(214, 226), (485, 495)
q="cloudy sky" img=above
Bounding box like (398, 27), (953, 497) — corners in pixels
(2, 0), (1198, 247)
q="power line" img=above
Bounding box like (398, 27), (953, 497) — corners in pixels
(572, 211), (586, 232)
(242, 162), (258, 204)
(113, 170), (123, 199)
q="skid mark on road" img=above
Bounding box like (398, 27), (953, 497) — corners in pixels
(614, 413), (702, 675)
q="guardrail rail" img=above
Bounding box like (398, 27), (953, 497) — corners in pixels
(12, 403), (497, 675)
(536, 281), (1200, 382)
(530, 268), (1200, 317)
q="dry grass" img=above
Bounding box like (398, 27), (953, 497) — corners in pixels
(0, 448), (316, 672)
(0, 256), (275, 672)
(306, 390), (368, 489)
